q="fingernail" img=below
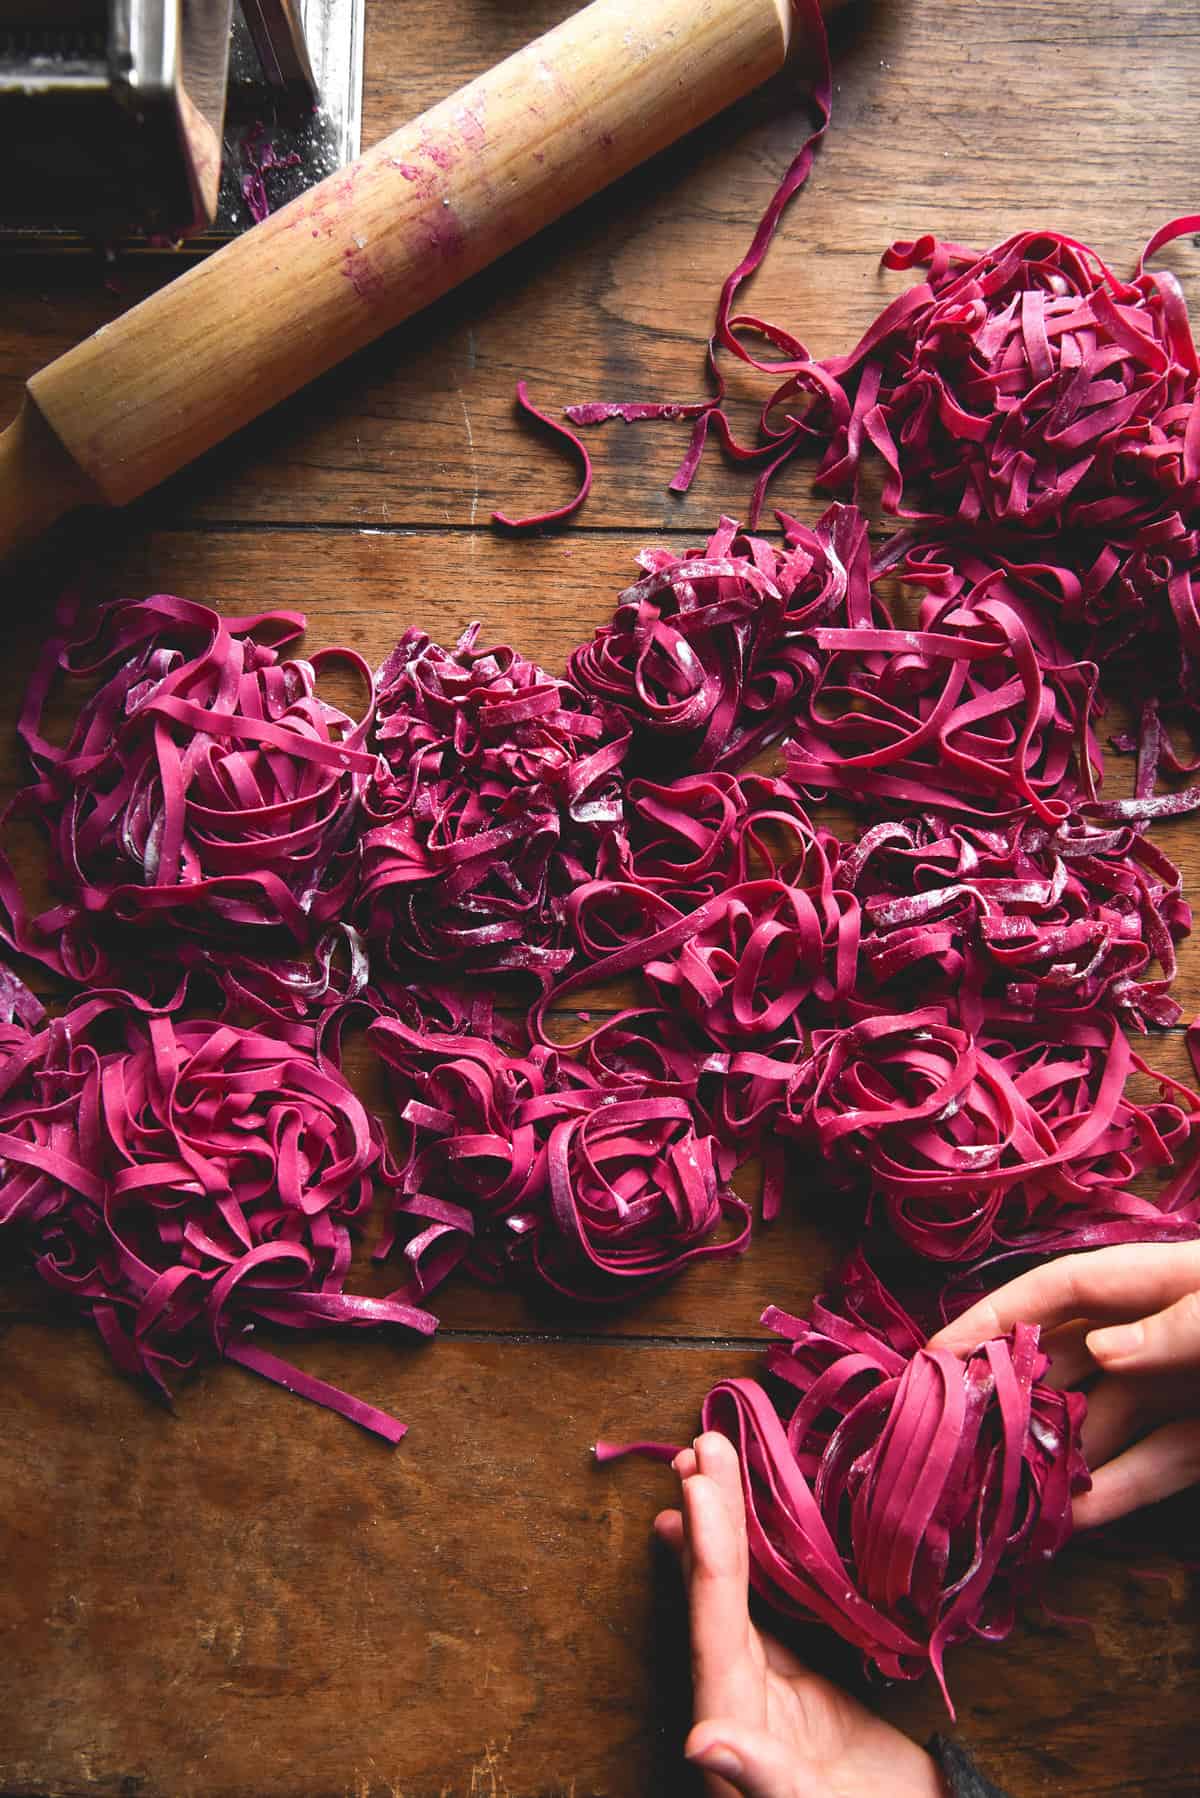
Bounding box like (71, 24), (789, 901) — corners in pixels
(688, 1744), (742, 1780)
(1088, 1320), (1144, 1361)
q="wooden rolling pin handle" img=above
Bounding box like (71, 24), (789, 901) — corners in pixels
(0, 402), (102, 562)
(1, 0), (797, 554)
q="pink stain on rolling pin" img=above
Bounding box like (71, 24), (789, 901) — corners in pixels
(453, 104), (486, 149)
(391, 158), (438, 200)
(419, 135), (457, 172)
(426, 204), (465, 259)
(287, 181), (337, 238)
(341, 239), (386, 301)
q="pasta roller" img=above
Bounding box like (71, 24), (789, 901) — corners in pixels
(0, 0), (363, 246)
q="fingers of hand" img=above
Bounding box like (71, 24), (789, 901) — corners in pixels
(1080, 1374), (1166, 1471)
(654, 1507), (685, 1554)
(673, 1446), (700, 1582)
(676, 1436), (745, 1591)
(1038, 1318), (1099, 1390)
(929, 1243), (1200, 1355)
(674, 1447), (699, 1481)
(683, 1470), (751, 1633)
(682, 1438), (807, 1683)
(1074, 1417), (1200, 1530)
(696, 1432), (750, 1583)
(686, 1719), (834, 1798)
(1088, 1286), (1200, 1376)
(681, 1464), (762, 1728)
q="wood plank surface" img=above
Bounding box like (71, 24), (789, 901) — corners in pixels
(1, 1325), (1197, 1798)
(1, 0), (1199, 1794)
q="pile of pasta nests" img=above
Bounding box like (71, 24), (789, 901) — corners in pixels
(2, 204), (1200, 1706)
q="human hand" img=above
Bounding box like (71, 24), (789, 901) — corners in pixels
(654, 1431), (943, 1798)
(929, 1241), (1200, 1529)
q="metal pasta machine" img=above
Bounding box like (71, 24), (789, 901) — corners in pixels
(0, 0), (364, 247)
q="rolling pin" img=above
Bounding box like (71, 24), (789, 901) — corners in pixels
(0, 0), (811, 563)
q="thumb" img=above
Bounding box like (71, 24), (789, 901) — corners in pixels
(1088, 1287), (1200, 1374)
(686, 1719), (834, 1798)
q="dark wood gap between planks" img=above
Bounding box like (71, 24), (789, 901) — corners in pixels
(0, 1314), (771, 1352)
(122, 519), (852, 538)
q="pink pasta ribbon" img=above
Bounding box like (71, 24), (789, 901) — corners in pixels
(0, 997), (435, 1442)
(600, 1253), (1090, 1715)
(0, 594), (377, 989)
(569, 508), (856, 771)
(784, 1008), (1200, 1264)
(368, 1014), (749, 1303)
(844, 809), (1193, 1030)
(360, 624), (628, 979)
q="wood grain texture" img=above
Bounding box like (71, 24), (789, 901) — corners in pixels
(0, 1325), (1197, 1798)
(1, 1), (1199, 1794)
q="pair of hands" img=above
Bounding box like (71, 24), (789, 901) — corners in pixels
(655, 1242), (1200, 1798)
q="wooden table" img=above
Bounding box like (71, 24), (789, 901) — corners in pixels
(2, 3), (1199, 1793)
